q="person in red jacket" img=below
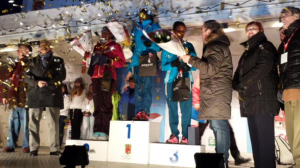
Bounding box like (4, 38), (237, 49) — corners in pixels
(87, 26), (126, 140)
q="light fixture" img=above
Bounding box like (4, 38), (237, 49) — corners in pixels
(8, 0), (14, 3)
(223, 28), (236, 33)
(0, 46), (18, 52)
(271, 22), (283, 28)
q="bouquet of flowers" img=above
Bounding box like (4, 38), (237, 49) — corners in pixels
(142, 29), (186, 56)
(106, 20), (132, 59)
(70, 30), (94, 67)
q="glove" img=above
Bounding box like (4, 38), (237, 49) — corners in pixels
(141, 35), (152, 47)
(171, 59), (181, 68)
(181, 63), (191, 72)
(92, 54), (109, 66)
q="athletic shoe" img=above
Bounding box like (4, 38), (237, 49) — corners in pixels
(166, 134), (179, 144)
(98, 132), (109, 141)
(180, 136), (188, 144)
(93, 132), (101, 137)
(132, 112), (142, 120)
(140, 112), (149, 121)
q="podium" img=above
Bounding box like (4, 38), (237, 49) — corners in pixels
(149, 143), (205, 167)
(66, 140), (109, 161)
(108, 121), (160, 164)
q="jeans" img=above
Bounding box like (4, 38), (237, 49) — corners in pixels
(82, 116), (95, 139)
(7, 107), (29, 149)
(210, 120), (231, 163)
(59, 116), (68, 146)
(165, 82), (192, 138)
(198, 121), (241, 158)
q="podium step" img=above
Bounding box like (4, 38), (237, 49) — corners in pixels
(108, 121), (160, 164)
(66, 139), (109, 161)
(149, 143), (205, 167)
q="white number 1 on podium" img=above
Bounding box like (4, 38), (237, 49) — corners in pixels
(126, 124), (131, 139)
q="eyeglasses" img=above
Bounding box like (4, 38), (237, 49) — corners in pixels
(246, 27), (259, 32)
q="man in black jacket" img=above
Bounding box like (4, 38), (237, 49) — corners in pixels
(25, 40), (66, 156)
(279, 6), (300, 167)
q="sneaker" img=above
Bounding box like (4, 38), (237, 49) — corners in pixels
(90, 136), (98, 140)
(98, 132), (109, 141)
(180, 137), (188, 144)
(3, 147), (15, 152)
(140, 112), (149, 121)
(93, 132), (101, 137)
(166, 134), (179, 144)
(22, 147), (30, 153)
(132, 112), (142, 120)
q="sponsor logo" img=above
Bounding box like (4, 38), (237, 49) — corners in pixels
(125, 144), (131, 155)
(157, 77), (161, 83)
(141, 63), (153, 67)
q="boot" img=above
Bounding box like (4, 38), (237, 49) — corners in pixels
(234, 154), (251, 165)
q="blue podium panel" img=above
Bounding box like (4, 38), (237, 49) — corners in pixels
(108, 121), (160, 164)
(66, 140), (109, 161)
(149, 143), (205, 167)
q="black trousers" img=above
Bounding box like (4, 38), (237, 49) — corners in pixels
(198, 121), (240, 158)
(248, 114), (276, 168)
(70, 109), (83, 140)
(92, 78), (116, 135)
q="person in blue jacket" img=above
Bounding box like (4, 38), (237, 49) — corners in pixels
(128, 8), (161, 120)
(119, 77), (135, 118)
(161, 21), (197, 144)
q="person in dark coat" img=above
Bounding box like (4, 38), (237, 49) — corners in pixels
(278, 6), (300, 167)
(181, 20), (233, 167)
(232, 21), (279, 168)
(25, 40), (66, 156)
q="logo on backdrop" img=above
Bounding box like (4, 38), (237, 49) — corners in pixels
(125, 144), (132, 155)
(170, 151), (179, 163)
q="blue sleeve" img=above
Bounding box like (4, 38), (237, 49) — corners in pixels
(188, 43), (197, 71)
(161, 50), (177, 72)
(118, 94), (124, 115)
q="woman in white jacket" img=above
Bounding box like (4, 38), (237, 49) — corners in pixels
(59, 84), (70, 147)
(82, 84), (95, 139)
(69, 77), (86, 140)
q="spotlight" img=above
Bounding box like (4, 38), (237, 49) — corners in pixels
(8, 0), (14, 3)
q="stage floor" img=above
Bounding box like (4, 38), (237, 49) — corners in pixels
(0, 147), (292, 168)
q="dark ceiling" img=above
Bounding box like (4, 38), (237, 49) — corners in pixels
(0, 0), (24, 16)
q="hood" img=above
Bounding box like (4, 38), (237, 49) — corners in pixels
(206, 34), (231, 47)
(240, 32), (268, 50)
(285, 19), (300, 37)
(137, 19), (152, 29)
